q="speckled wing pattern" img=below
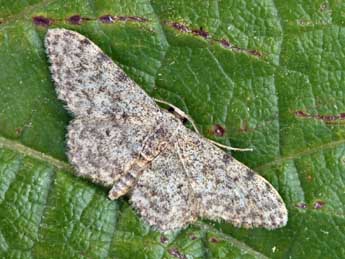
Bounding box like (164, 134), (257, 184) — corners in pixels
(45, 28), (163, 196)
(177, 127), (287, 229)
(131, 125), (287, 231)
(45, 28), (288, 232)
(131, 140), (198, 230)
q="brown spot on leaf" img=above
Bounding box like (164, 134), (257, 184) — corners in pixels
(295, 110), (345, 123)
(247, 49), (262, 57)
(314, 200), (326, 209)
(99, 15), (115, 23)
(219, 39), (231, 48)
(32, 16), (53, 27)
(192, 28), (209, 39)
(116, 16), (148, 22)
(15, 128), (22, 136)
(320, 115), (338, 121)
(211, 124), (226, 137)
(189, 234), (197, 240)
(160, 235), (168, 244)
(168, 248), (187, 259)
(169, 22), (191, 33)
(68, 15), (83, 25)
(209, 236), (221, 243)
(166, 21), (262, 57)
(296, 203), (307, 209)
(294, 110), (309, 118)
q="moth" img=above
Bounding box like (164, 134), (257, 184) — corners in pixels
(45, 28), (288, 231)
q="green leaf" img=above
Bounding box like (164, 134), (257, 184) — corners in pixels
(1, 0), (345, 258)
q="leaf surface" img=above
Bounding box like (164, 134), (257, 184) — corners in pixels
(1, 1), (345, 258)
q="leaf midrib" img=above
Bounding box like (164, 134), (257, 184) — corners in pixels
(0, 136), (72, 171)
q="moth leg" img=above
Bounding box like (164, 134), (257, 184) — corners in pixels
(108, 159), (148, 200)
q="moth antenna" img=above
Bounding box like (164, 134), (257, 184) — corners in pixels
(154, 98), (253, 152)
(153, 98), (200, 134)
(207, 139), (253, 152)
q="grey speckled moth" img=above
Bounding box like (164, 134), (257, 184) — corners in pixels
(45, 28), (288, 232)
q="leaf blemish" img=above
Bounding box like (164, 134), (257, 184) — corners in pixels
(313, 200), (326, 209)
(192, 27), (209, 39)
(33, 14), (147, 27)
(189, 234), (197, 240)
(219, 38), (231, 47)
(209, 236), (221, 243)
(99, 15), (148, 24)
(295, 110), (345, 123)
(296, 203), (307, 209)
(168, 248), (187, 259)
(118, 16), (148, 22)
(169, 22), (191, 33)
(32, 16), (53, 27)
(99, 15), (114, 23)
(68, 15), (87, 25)
(211, 124), (226, 137)
(160, 235), (168, 244)
(247, 49), (262, 57)
(15, 128), (22, 136)
(166, 21), (262, 57)
(294, 110), (309, 117)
